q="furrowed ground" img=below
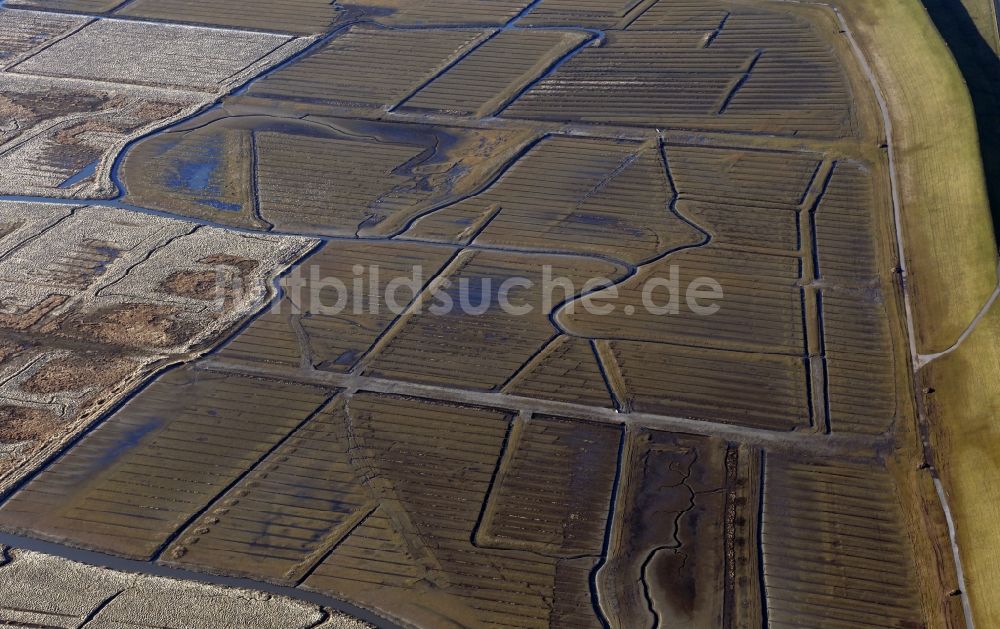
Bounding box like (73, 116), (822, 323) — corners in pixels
(0, 0), (993, 627)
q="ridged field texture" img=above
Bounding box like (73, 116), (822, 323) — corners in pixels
(0, 0), (954, 627)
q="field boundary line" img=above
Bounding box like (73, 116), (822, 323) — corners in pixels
(498, 334), (562, 392)
(786, 0), (975, 624)
(0, 15), (95, 71)
(469, 411), (524, 551)
(291, 503), (379, 586)
(591, 423), (632, 629)
(592, 339), (628, 412)
(76, 588), (125, 629)
(491, 29), (606, 117)
(150, 391), (340, 563)
(200, 357), (882, 456)
(389, 27), (500, 112)
(479, 29), (596, 118)
(614, 0), (659, 30)
(756, 451), (770, 626)
(346, 248), (466, 373)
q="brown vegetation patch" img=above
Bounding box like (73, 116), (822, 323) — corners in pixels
(160, 270), (223, 301)
(21, 354), (137, 396)
(0, 94), (35, 127)
(2, 90), (111, 123)
(40, 142), (100, 175)
(53, 120), (122, 146)
(0, 406), (59, 443)
(0, 340), (31, 365)
(132, 100), (185, 121)
(58, 303), (194, 349)
(0, 295), (68, 331)
(161, 255), (261, 302)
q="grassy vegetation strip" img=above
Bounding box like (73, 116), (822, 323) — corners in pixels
(835, 0), (998, 353)
(923, 305), (1000, 626)
(834, 0), (1000, 625)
